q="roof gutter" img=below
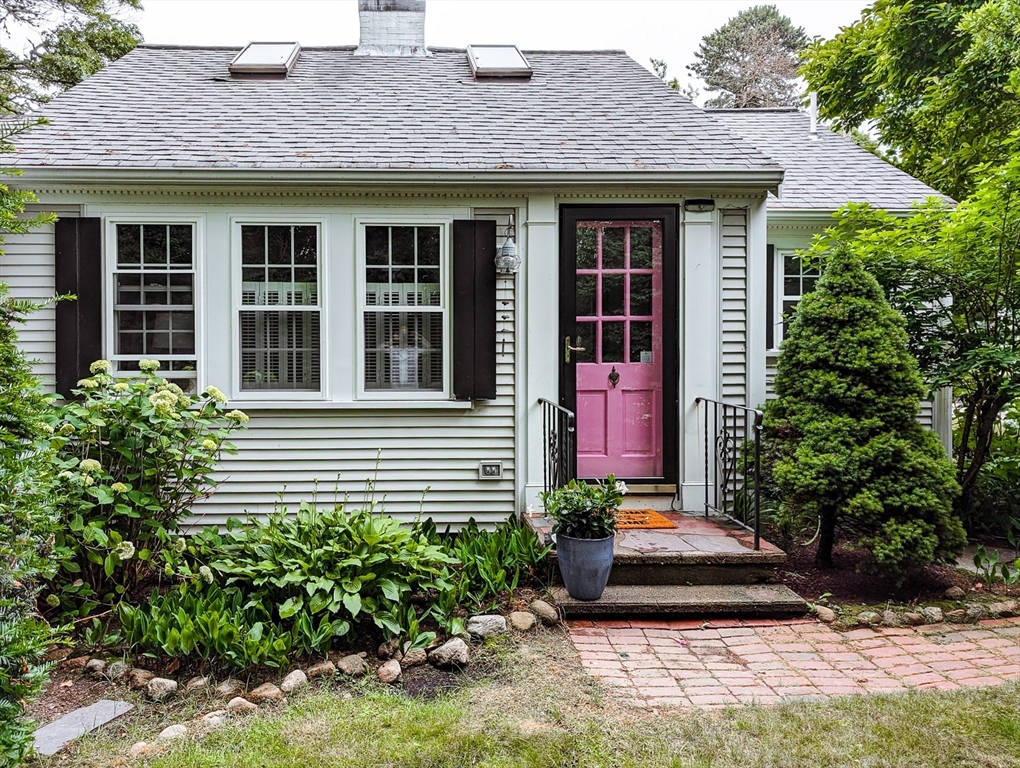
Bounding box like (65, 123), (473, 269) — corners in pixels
(13, 167), (784, 194)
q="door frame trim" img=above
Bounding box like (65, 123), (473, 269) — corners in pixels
(558, 204), (680, 484)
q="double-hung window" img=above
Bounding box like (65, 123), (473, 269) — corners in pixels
(773, 249), (820, 346)
(361, 224), (447, 395)
(112, 223), (197, 390)
(238, 224), (322, 393)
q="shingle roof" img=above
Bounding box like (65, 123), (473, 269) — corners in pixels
(710, 107), (946, 211)
(9, 45), (781, 177)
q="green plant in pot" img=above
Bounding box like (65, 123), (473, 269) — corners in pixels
(540, 475), (623, 600)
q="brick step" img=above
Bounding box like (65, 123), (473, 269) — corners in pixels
(551, 584), (808, 618)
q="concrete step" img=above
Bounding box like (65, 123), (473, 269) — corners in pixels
(551, 583), (808, 618)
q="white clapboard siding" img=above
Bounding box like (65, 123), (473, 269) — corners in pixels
(0, 205), (80, 384)
(191, 208), (518, 529)
(721, 209), (748, 404)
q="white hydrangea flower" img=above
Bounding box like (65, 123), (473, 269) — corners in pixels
(199, 565), (214, 584)
(77, 378), (99, 390)
(114, 541), (136, 561)
(58, 470), (73, 479)
(204, 385), (227, 404)
(139, 359), (160, 373)
(113, 382), (130, 392)
(79, 459), (102, 473)
(201, 439), (217, 452)
(83, 475), (95, 487)
(58, 423), (75, 436)
(38, 423), (54, 435)
(225, 409), (249, 423)
(110, 482), (129, 493)
(89, 359), (112, 374)
(174, 537), (187, 554)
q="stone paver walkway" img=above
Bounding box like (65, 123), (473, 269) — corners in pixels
(568, 617), (1020, 708)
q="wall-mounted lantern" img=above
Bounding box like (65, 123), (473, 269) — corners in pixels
(495, 215), (521, 275)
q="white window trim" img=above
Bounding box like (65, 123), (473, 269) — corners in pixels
(354, 216), (453, 401)
(103, 215), (206, 390)
(229, 215), (330, 402)
(770, 247), (819, 353)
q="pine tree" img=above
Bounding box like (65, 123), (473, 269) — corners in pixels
(763, 247), (965, 580)
(688, 5), (807, 109)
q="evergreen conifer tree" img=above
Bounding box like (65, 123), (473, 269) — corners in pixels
(763, 247), (965, 579)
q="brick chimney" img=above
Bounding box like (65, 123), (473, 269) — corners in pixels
(356, 0), (428, 57)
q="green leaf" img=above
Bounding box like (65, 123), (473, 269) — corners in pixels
(278, 596), (303, 619)
(342, 592), (362, 618)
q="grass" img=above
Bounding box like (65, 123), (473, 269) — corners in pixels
(35, 631), (1020, 768)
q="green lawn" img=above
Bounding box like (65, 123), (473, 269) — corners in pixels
(40, 633), (1020, 768)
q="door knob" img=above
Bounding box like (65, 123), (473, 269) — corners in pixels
(609, 366), (620, 388)
(564, 336), (586, 363)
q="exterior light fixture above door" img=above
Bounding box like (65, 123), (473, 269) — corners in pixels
(495, 215), (521, 275)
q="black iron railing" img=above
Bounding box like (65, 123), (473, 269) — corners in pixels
(538, 398), (576, 495)
(694, 397), (763, 550)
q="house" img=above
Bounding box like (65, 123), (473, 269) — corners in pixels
(0, 1), (944, 528)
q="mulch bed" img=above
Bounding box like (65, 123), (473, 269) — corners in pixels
(776, 535), (1020, 605)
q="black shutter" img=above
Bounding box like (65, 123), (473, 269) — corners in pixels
(452, 219), (497, 400)
(55, 217), (103, 399)
(765, 243), (775, 351)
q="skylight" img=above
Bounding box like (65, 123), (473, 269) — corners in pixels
(229, 42), (301, 77)
(466, 45), (532, 79)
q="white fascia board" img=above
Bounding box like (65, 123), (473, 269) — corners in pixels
(14, 167), (784, 193)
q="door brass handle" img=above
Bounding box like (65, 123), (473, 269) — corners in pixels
(564, 336), (586, 363)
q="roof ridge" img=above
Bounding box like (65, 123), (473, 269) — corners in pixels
(706, 107), (801, 113)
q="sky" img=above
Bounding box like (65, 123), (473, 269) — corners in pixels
(133, 0), (871, 94)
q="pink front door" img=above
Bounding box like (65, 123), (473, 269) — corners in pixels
(574, 221), (664, 479)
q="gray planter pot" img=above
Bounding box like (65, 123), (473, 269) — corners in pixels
(556, 533), (615, 601)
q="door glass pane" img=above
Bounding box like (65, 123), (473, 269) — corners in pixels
(602, 321), (624, 362)
(630, 226), (653, 268)
(602, 227), (625, 269)
(630, 274), (653, 316)
(630, 321), (652, 363)
(602, 274), (624, 316)
(574, 321), (595, 363)
(576, 226), (597, 269)
(576, 274), (597, 317)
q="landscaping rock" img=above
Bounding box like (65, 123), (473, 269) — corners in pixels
(280, 669), (308, 694)
(377, 659), (402, 684)
(126, 668), (157, 690)
(467, 615), (507, 640)
(306, 660), (337, 679)
(813, 605), (836, 623)
(214, 679), (245, 697)
(127, 742), (155, 758)
(966, 604), (987, 622)
(946, 609), (967, 623)
(106, 660), (130, 681)
(200, 710), (227, 728)
(146, 677), (178, 702)
(428, 637), (470, 667)
(857, 611), (881, 627)
(61, 655), (91, 672)
(509, 611), (536, 631)
(378, 638), (402, 660)
(185, 675), (210, 692)
(988, 600), (1018, 617)
(882, 610), (902, 627)
(247, 683), (283, 703)
(84, 659), (107, 677)
(157, 724), (188, 741)
(529, 600), (559, 626)
(336, 654), (369, 677)
(400, 647), (428, 668)
(226, 697), (257, 714)
(921, 606), (944, 624)
(903, 612), (925, 626)
(945, 586), (966, 600)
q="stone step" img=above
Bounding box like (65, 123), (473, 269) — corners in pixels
(551, 583), (808, 618)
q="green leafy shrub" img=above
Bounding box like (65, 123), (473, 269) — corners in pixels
(540, 476), (622, 539)
(762, 247), (965, 580)
(45, 361), (245, 614)
(0, 119), (61, 766)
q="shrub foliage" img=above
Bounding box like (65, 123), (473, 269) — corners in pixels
(763, 248), (965, 578)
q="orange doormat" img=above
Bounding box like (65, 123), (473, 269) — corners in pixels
(614, 509), (677, 529)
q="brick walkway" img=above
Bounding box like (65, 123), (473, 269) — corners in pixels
(567, 617), (1020, 708)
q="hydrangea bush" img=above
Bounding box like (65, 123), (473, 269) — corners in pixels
(45, 360), (247, 615)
